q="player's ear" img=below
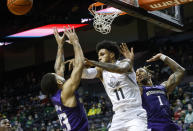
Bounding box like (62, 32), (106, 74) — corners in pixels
(148, 73), (152, 79)
(57, 80), (63, 85)
(110, 52), (115, 59)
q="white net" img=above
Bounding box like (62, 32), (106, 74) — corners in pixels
(92, 12), (120, 34)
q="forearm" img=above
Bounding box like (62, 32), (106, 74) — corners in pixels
(54, 45), (65, 76)
(160, 54), (185, 94)
(72, 41), (84, 67)
(90, 60), (130, 73)
(162, 55), (185, 73)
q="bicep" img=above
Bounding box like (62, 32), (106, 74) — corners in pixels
(60, 79), (77, 107)
(61, 67), (83, 100)
(60, 78), (76, 101)
(164, 72), (183, 94)
(117, 60), (132, 73)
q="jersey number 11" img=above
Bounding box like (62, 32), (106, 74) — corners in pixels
(114, 88), (125, 100)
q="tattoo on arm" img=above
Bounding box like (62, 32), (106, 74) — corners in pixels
(162, 56), (185, 94)
(91, 60), (131, 73)
(171, 73), (176, 85)
(166, 72), (183, 94)
(54, 46), (65, 76)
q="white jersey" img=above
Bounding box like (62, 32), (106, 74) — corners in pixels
(102, 59), (142, 111)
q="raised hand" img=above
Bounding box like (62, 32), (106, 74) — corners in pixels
(120, 43), (134, 62)
(64, 59), (75, 71)
(84, 58), (94, 67)
(64, 25), (79, 45)
(146, 53), (162, 62)
(53, 27), (65, 47)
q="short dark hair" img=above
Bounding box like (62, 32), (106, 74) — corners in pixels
(96, 40), (120, 60)
(41, 73), (58, 97)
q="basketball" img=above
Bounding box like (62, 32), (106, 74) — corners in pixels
(7, 0), (33, 15)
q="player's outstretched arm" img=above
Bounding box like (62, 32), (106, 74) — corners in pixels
(63, 58), (101, 79)
(85, 45), (134, 74)
(85, 57), (133, 74)
(60, 26), (84, 106)
(147, 53), (185, 95)
(53, 27), (65, 77)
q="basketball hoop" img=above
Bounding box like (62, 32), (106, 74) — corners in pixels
(88, 2), (126, 34)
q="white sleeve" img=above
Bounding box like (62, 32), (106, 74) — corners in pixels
(118, 58), (131, 70)
(81, 68), (98, 79)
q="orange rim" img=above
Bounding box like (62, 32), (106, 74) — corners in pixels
(88, 2), (127, 16)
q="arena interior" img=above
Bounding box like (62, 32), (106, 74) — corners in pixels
(0, 0), (193, 130)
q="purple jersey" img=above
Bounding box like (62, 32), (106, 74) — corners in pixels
(51, 90), (88, 131)
(142, 85), (181, 131)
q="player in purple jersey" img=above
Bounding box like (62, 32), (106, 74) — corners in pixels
(120, 44), (185, 131)
(41, 26), (88, 131)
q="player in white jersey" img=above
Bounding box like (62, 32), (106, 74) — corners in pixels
(81, 40), (147, 131)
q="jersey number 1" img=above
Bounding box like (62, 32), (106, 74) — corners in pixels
(157, 96), (163, 105)
(114, 88), (125, 100)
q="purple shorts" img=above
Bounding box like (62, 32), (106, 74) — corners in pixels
(148, 122), (181, 131)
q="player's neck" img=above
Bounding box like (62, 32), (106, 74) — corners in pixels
(147, 80), (153, 86)
(140, 80), (153, 87)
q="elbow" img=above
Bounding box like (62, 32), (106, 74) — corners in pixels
(180, 67), (186, 75)
(182, 67), (186, 73)
(177, 67), (186, 77)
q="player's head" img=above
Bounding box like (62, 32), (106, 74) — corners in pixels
(41, 73), (65, 97)
(96, 40), (120, 63)
(136, 65), (154, 86)
(0, 118), (11, 128)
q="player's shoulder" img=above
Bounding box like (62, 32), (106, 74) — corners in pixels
(142, 85), (165, 90)
(156, 84), (166, 89)
(152, 85), (167, 93)
(118, 58), (131, 63)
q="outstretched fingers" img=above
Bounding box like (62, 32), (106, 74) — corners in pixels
(146, 55), (156, 62)
(131, 47), (134, 55)
(53, 27), (59, 37)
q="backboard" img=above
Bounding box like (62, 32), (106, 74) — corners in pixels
(95, 0), (184, 32)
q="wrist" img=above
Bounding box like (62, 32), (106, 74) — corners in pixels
(72, 40), (79, 44)
(160, 54), (167, 61)
(58, 46), (63, 49)
(58, 44), (63, 48)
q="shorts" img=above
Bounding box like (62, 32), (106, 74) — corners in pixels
(109, 107), (147, 131)
(148, 122), (181, 131)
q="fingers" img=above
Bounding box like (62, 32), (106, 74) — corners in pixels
(65, 40), (71, 44)
(146, 59), (152, 62)
(64, 26), (70, 37)
(68, 25), (72, 33)
(63, 59), (74, 70)
(62, 26), (66, 38)
(120, 43), (131, 54)
(64, 25), (75, 37)
(146, 56), (155, 62)
(63, 60), (71, 64)
(69, 61), (73, 71)
(131, 47), (134, 54)
(53, 27), (59, 37)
